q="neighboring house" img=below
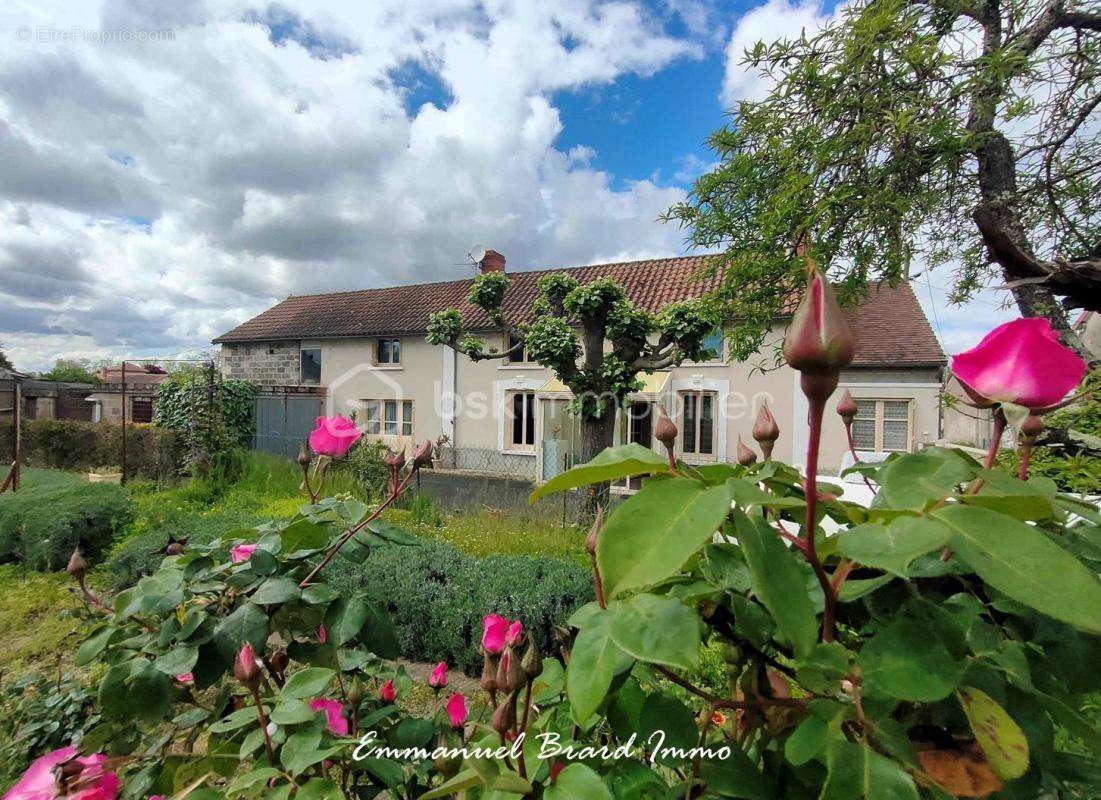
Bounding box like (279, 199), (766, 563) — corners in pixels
(87, 363), (169, 423)
(214, 253), (946, 483)
(1076, 311), (1101, 360)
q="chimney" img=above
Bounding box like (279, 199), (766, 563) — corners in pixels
(480, 250), (506, 274)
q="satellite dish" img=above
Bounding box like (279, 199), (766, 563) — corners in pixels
(469, 245), (486, 264)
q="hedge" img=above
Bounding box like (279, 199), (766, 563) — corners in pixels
(5, 419), (183, 481)
(0, 481), (134, 571)
(328, 539), (594, 675)
(110, 521), (593, 675)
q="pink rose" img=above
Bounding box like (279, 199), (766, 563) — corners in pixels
(174, 673), (194, 684)
(4, 747), (119, 800)
(234, 643), (260, 689)
(445, 693), (468, 729)
(952, 318), (1087, 411)
(505, 620), (523, 647)
(230, 544), (257, 564)
(429, 661), (447, 689)
(379, 679), (396, 703)
(317, 624), (327, 644)
(308, 415), (361, 458)
(481, 614), (509, 654)
(309, 698), (349, 737)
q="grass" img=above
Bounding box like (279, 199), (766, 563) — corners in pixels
(0, 565), (84, 674)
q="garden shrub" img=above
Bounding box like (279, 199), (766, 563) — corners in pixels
(20, 419), (183, 481)
(344, 438), (390, 498)
(152, 370), (257, 450)
(299, 536), (593, 676)
(0, 481), (134, 571)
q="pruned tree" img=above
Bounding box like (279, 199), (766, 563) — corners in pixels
(665, 0), (1101, 360)
(426, 271), (720, 514)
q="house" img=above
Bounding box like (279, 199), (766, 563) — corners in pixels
(214, 253), (946, 484)
(87, 362), (169, 423)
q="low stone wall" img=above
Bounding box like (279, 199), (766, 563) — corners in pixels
(415, 469), (582, 521)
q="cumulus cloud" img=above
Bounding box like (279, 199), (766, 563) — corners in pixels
(720, 0), (832, 107)
(0, 0), (706, 369)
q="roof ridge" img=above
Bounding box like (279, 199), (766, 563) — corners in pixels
(280, 253), (719, 302)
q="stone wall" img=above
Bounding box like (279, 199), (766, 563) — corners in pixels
(220, 342), (301, 386)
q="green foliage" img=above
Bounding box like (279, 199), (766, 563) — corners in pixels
(0, 480), (134, 571)
(39, 358), (101, 384)
(533, 441), (1101, 797)
(21, 419), (183, 480)
(0, 672), (98, 788)
(331, 537), (592, 675)
(467, 271), (510, 317)
(424, 308), (462, 346)
(343, 438), (390, 499)
(665, 0), (1101, 354)
(153, 370), (257, 466)
(0, 564), (84, 671)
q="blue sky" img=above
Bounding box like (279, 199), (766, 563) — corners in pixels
(0, 0), (1009, 370)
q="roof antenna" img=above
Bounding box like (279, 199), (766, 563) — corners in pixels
(468, 245), (486, 277)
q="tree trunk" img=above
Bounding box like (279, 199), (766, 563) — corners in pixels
(578, 412), (616, 523)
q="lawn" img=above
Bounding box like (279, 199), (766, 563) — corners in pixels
(0, 454), (586, 678)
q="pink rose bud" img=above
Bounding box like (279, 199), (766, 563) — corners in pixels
(481, 613), (509, 654)
(308, 415), (362, 458)
(585, 506), (604, 557)
(836, 390), (858, 424)
(297, 440), (312, 468)
(429, 661), (448, 690)
(736, 437), (757, 466)
(480, 651), (499, 694)
(234, 643), (261, 689)
(175, 673), (194, 684)
(951, 318), (1087, 412)
(490, 691), (517, 735)
(1021, 414), (1043, 443)
(496, 646), (524, 693)
(384, 447), (406, 468)
(446, 693), (468, 729)
(309, 698), (349, 737)
(379, 679), (396, 703)
(230, 544), (257, 564)
(316, 624), (327, 644)
(751, 403), (780, 459)
(412, 439), (434, 468)
(521, 639), (542, 680)
(505, 620), (523, 647)
(782, 259), (855, 375)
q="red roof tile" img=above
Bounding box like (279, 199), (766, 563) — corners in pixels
(213, 255), (944, 367)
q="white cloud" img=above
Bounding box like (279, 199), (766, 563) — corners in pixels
(0, 0), (699, 370)
(720, 0), (831, 107)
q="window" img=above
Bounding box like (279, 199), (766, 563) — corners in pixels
(851, 398), (912, 452)
(362, 400), (381, 434)
(376, 338), (401, 365)
(699, 328), (724, 361)
(301, 349), (322, 384)
(617, 402), (653, 490)
(505, 333), (529, 364)
(361, 400), (412, 436)
(507, 391), (536, 450)
(680, 390), (716, 457)
(131, 398), (153, 423)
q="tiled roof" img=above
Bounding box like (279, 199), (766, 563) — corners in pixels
(213, 255), (944, 367)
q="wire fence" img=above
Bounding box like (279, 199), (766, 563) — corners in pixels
(435, 446), (538, 481)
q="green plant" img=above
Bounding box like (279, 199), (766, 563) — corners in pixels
(0, 481), (134, 571)
(344, 438), (390, 498)
(397, 491), (443, 527)
(0, 671), (99, 789)
(329, 538), (592, 675)
(39, 358), (101, 384)
(153, 368), (257, 469)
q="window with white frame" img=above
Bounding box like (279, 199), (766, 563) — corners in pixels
(680, 390), (717, 457)
(505, 333), (531, 364)
(507, 390), (536, 450)
(851, 398), (912, 452)
(375, 338), (401, 365)
(361, 399), (412, 436)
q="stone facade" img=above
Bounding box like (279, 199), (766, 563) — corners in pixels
(220, 342), (302, 386)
